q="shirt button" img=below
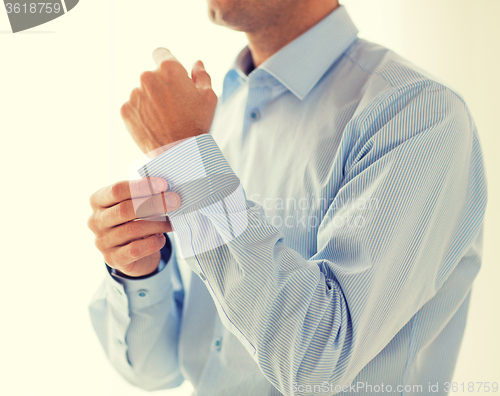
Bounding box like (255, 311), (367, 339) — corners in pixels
(137, 289), (148, 298)
(214, 337), (223, 352)
(249, 109), (261, 121)
(199, 273), (207, 281)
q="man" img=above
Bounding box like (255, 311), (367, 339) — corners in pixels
(87, 1), (487, 395)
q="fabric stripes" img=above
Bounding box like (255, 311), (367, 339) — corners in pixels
(88, 5), (487, 396)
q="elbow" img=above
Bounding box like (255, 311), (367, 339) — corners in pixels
(109, 351), (185, 392)
(137, 375), (185, 392)
(287, 376), (348, 396)
(125, 370), (185, 392)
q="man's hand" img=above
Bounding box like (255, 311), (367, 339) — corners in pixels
(87, 177), (181, 277)
(120, 48), (218, 157)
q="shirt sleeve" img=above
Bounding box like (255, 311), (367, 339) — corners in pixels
(88, 234), (185, 391)
(136, 85), (487, 395)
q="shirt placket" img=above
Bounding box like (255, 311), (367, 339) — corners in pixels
(241, 80), (272, 145)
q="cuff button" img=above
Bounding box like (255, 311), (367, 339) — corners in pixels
(214, 337), (223, 352)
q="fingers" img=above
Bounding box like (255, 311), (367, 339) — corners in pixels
(153, 48), (188, 80)
(192, 60), (218, 108)
(98, 192), (181, 229)
(96, 218), (172, 252)
(128, 87), (142, 109)
(134, 191), (180, 220)
(90, 177), (168, 209)
(88, 177), (181, 277)
(109, 234), (167, 269)
(153, 47), (178, 67)
(191, 60), (212, 90)
(138, 70), (166, 100)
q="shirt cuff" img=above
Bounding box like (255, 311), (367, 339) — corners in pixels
(104, 234), (175, 310)
(137, 134), (240, 219)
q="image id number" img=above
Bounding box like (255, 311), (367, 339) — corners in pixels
(444, 382), (498, 393)
(5, 3), (62, 14)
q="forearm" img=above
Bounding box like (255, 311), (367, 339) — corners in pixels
(171, 181), (357, 389)
(137, 87), (486, 394)
(139, 136), (353, 392)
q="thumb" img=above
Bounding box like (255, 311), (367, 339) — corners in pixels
(191, 60), (212, 90)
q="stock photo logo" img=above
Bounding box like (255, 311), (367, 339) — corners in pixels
(3, 1), (79, 32)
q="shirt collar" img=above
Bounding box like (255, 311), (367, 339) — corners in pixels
(222, 5), (359, 102)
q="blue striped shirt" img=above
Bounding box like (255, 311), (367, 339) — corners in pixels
(89, 5), (488, 395)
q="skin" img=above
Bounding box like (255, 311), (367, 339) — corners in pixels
(207, 0), (340, 67)
(88, 0), (339, 277)
(87, 177), (181, 277)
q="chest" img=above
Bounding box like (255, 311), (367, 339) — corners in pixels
(209, 86), (355, 257)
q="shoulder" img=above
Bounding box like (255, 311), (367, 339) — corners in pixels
(334, 39), (479, 176)
(343, 38), (472, 125)
(338, 39), (474, 145)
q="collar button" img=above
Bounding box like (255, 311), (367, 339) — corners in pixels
(249, 109), (261, 121)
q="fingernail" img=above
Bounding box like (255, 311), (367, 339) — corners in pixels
(164, 193), (179, 209)
(198, 60), (205, 68)
(152, 178), (167, 193)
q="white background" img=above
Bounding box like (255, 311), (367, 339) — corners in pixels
(0, 1), (498, 395)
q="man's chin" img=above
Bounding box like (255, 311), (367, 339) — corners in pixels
(208, 8), (225, 26)
(208, 9), (244, 31)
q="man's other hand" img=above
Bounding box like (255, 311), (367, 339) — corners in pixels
(120, 48), (218, 157)
(87, 178), (181, 277)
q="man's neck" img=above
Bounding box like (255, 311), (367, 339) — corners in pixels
(245, 1), (340, 68)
